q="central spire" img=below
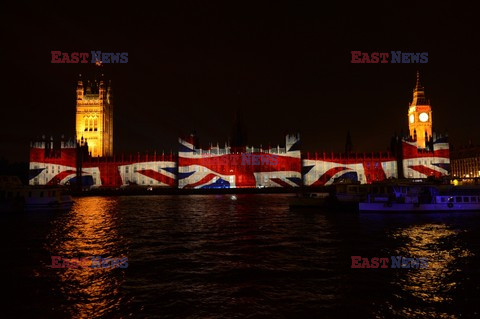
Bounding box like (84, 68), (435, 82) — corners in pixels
(415, 70), (422, 91)
(411, 71), (428, 106)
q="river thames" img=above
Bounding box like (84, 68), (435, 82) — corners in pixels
(2, 194), (480, 318)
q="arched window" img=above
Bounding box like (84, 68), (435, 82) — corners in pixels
(84, 118), (88, 131)
(89, 118), (93, 131)
(94, 118), (98, 131)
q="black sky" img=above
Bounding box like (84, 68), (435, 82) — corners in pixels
(1, 2), (479, 161)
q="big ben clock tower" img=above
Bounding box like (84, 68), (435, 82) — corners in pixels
(407, 71), (432, 149)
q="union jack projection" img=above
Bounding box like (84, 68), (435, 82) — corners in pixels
(29, 140), (176, 187)
(302, 153), (398, 186)
(29, 134), (450, 189)
(28, 72), (452, 189)
(177, 134), (302, 189)
(401, 135), (450, 178)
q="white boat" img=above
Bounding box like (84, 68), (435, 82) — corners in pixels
(359, 185), (480, 212)
(1, 176), (73, 212)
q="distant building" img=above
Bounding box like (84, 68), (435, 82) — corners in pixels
(451, 144), (480, 178)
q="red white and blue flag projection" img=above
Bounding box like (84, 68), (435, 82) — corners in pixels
(29, 141), (176, 187)
(28, 72), (452, 189)
(302, 154), (398, 186)
(29, 141), (78, 186)
(401, 136), (450, 178)
(177, 134), (302, 189)
(29, 135), (451, 188)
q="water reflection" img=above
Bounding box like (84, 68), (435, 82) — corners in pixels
(24, 195), (480, 318)
(390, 223), (473, 318)
(45, 197), (127, 318)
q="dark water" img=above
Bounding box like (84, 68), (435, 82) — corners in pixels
(2, 194), (480, 318)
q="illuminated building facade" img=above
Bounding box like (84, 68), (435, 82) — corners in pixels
(75, 78), (113, 157)
(400, 134), (450, 179)
(29, 139), (176, 187)
(29, 73), (451, 188)
(29, 137), (78, 186)
(301, 72), (448, 186)
(302, 152), (398, 186)
(178, 134), (301, 188)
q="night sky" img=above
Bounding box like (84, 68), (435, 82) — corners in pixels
(1, 2), (479, 162)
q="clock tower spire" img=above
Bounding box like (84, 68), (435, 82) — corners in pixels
(408, 71), (432, 149)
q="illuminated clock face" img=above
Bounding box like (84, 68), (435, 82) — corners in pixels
(409, 114), (414, 123)
(419, 112), (429, 122)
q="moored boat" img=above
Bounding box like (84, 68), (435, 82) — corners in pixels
(359, 185), (480, 213)
(1, 176), (73, 213)
(289, 192), (330, 208)
(23, 188), (74, 212)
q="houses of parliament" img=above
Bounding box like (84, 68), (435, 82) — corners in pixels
(29, 72), (454, 188)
